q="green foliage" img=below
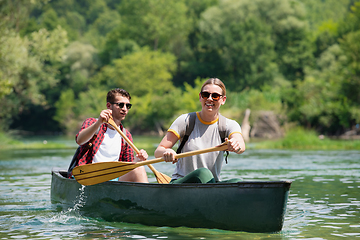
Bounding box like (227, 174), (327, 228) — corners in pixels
(84, 10), (121, 49)
(1, 0), (360, 138)
(54, 89), (76, 133)
(255, 127), (360, 150)
(314, 19), (339, 57)
(0, 30), (26, 100)
(118, 0), (192, 51)
(62, 41), (99, 94)
(300, 0), (352, 30)
(0, 132), (22, 146)
(180, 78), (205, 113)
(76, 87), (107, 121)
(280, 127), (324, 149)
(282, 44), (347, 133)
(0, 26), (68, 131)
(56, 87), (107, 134)
(0, 132), (70, 150)
(100, 36), (140, 66)
(282, 5), (360, 134)
(96, 47), (176, 96)
(40, 8), (60, 31)
(339, 30), (360, 106)
(86, 0), (107, 24)
(128, 89), (183, 132)
(197, 0), (313, 91)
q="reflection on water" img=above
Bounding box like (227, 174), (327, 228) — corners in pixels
(0, 146), (359, 239)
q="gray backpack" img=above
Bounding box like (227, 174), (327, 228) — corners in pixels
(176, 112), (229, 163)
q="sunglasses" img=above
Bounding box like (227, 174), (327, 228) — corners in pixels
(110, 102), (132, 109)
(200, 91), (222, 101)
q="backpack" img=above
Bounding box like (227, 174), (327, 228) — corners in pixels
(176, 112), (229, 163)
(67, 133), (97, 178)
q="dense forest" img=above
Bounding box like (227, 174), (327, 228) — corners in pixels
(0, 0), (359, 138)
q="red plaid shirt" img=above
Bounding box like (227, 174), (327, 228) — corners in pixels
(75, 118), (134, 166)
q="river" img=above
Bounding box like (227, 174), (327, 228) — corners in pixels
(0, 139), (359, 239)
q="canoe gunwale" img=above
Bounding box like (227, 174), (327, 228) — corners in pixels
(52, 168), (292, 189)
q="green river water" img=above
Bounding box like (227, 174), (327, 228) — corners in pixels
(0, 138), (359, 239)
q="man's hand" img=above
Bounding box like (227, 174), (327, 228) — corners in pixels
(135, 149), (148, 162)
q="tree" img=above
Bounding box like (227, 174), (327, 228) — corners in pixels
(282, 42), (357, 134)
(61, 41), (99, 95)
(300, 0), (352, 30)
(172, 0), (218, 86)
(118, 0), (192, 51)
(95, 47), (176, 96)
(0, 26), (68, 131)
(54, 89), (76, 134)
(339, 30), (360, 125)
(197, 0), (313, 91)
(84, 10), (121, 49)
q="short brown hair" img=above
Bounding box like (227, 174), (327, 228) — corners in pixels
(107, 88), (131, 103)
(200, 78), (226, 96)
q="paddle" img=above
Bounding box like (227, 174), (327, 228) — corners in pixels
(73, 141), (229, 186)
(107, 117), (171, 184)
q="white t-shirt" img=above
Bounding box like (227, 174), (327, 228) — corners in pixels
(168, 112), (242, 181)
(92, 127), (121, 163)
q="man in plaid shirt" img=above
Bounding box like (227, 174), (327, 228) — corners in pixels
(74, 88), (149, 183)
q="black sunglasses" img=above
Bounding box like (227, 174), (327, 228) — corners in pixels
(110, 102), (132, 109)
(200, 91), (222, 101)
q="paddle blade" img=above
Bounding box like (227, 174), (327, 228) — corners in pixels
(155, 172), (172, 184)
(147, 164), (171, 184)
(72, 161), (136, 186)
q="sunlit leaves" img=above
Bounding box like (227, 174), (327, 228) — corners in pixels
(63, 41), (98, 94)
(198, 0), (312, 90)
(118, 0), (192, 51)
(0, 26), (68, 130)
(54, 89), (76, 133)
(98, 47), (176, 96)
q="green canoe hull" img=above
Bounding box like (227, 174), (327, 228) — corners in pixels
(51, 168), (291, 233)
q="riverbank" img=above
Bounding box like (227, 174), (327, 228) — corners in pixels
(0, 132), (73, 150)
(253, 128), (360, 150)
(1, 130), (360, 151)
(0, 132), (164, 151)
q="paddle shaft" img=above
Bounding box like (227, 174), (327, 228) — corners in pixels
(108, 117), (228, 165)
(108, 117), (171, 184)
(130, 141), (229, 168)
(108, 118), (140, 153)
(73, 141), (229, 185)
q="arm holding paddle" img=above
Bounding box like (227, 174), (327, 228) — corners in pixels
(154, 130), (179, 164)
(76, 109), (110, 146)
(73, 141), (229, 186)
(76, 109), (149, 160)
(226, 133), (245, 154)
(155, 131), (244, 164)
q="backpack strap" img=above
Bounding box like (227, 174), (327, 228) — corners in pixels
(176, 112), (196, 154)
(218, 113), (229, 163)
(218, 113), (227, 142)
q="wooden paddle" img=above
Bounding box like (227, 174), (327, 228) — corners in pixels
(107, 117), (171, 184)
(73, 141), (229, 186)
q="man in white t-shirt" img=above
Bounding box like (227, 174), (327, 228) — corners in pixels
(74, 88), (148, 183)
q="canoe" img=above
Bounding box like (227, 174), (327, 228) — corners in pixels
(51, 168), (291, 233)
